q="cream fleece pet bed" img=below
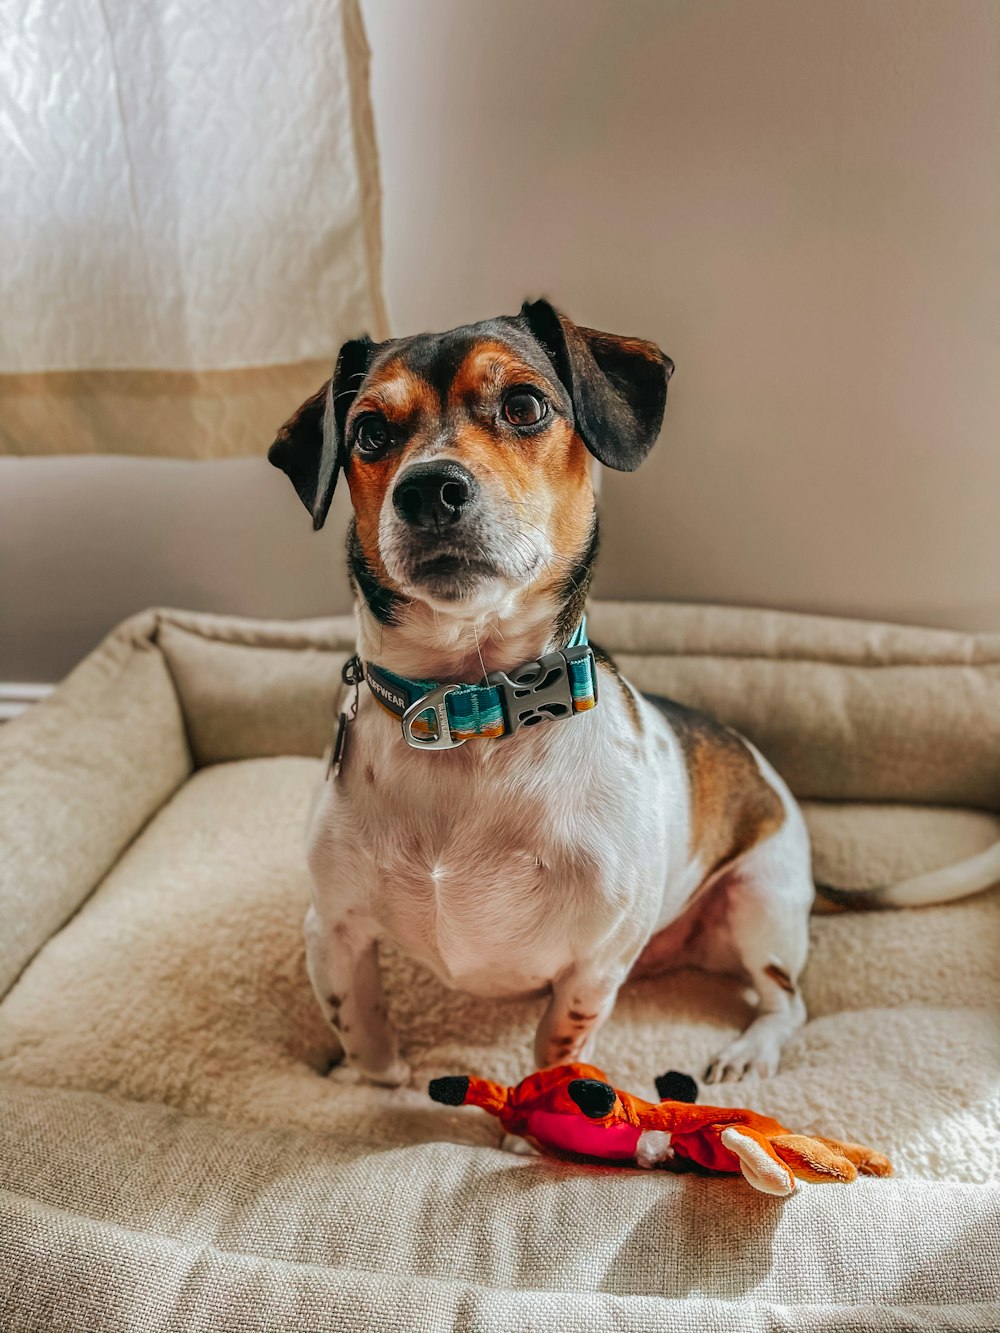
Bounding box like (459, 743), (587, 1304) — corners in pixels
(2, 602), (999, 1331)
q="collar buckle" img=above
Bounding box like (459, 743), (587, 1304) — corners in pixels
(401, 684), (468, 750)
(486, 644), (596, 738)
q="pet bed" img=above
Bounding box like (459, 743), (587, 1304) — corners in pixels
(1, 602), (998, 1331)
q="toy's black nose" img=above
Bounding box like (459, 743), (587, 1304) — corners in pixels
(567, 1078), (617, 1119)
(393, 460), (477, 529)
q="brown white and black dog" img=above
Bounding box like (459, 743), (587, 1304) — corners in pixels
(270, 300), (988, 1105)
(267, 299), (811, 1096)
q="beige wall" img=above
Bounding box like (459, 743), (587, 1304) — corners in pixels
(3, 0), (998, 681)
(364, 0), (1000, 629)
(0, 458), (354, 680)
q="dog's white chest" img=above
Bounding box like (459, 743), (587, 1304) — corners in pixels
(377, 838), (576, 994)
(367, 781), (607, 995)
(307, 691), (682, 1002)
(329, 710), (644, 997)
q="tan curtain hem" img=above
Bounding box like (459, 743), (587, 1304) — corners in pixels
(0, 363), (333, 460)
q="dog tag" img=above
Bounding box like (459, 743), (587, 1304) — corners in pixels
(327, 711), (349, 781)
(327, 654), (363, 781)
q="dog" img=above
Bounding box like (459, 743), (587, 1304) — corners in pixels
(268, 299), (817, 1092)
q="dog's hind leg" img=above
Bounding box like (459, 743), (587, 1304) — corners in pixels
(703, 818), (812, 1083)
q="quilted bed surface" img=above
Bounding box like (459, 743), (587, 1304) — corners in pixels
(1, 755), (998, 1185)
(3, 1078), (998, 1333)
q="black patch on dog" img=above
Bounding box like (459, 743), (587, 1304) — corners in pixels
(553, 513), (600, 647)
(403, 334), (476, 408)
(346, 520), (402, 626)
(518, 299), (673, 472)
(268, 336), (374, 529)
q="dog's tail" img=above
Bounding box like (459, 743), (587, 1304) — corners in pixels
(815, 837), (1000, 910)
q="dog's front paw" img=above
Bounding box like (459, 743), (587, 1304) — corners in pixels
(704, 1036), (780, 1084)
(359, 1057), (413, 1088)
(327, 1056), (412, 1088)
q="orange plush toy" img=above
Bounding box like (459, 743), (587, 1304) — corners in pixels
(429, 1064), (891, 1196)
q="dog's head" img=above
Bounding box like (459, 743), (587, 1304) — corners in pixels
(269, 300), (673, 619)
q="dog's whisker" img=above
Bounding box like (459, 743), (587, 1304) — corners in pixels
(471, 619), (488, 681)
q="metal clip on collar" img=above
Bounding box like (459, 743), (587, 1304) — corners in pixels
(399, 644), (596, 750)
(401, 684), (465, 750)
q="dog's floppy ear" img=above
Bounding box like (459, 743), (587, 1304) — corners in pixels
(267, 336), (374, 530)
(520, 299), (673, 471)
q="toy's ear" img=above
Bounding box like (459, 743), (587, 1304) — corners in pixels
(519, 299), (673, 471)
(655, 1071), (699, 1103)
(267, 336), (374, 530)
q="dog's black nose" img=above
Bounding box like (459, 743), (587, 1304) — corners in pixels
(393, 461), (477, 529)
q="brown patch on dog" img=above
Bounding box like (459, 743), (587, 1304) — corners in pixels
(364, 764), (376, 786)
(351, 361), (437, 422)
(343, 357), (438, 580)
(447, 342), (548, 407)
(764, 963), (796, 995)
(651, 698), (785, 883)
(448, 342), (596, 590)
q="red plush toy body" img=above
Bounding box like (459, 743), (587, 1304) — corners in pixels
(430, 1064), (891, 1196)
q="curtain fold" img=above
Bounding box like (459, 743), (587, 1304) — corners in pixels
(0, 0), (387, 457)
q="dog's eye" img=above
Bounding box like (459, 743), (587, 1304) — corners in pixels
(503, 389), (547, 427)
(354, 413), (391, 456)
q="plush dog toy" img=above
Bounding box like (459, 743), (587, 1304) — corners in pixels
(429, 1063), (892, 1196)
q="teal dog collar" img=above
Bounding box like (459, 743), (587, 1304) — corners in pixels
(356, 619), (598, 751)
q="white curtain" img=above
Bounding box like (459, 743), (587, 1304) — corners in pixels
(0, 0), (387, 455)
